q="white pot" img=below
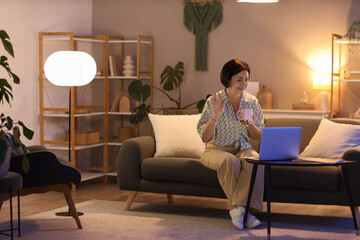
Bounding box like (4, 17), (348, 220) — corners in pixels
(0, 147), (11, 177)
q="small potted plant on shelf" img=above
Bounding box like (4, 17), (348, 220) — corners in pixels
(0, 29), (34, 173)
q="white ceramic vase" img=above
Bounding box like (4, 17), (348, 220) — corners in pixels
(123, 56), (135, 77)
(0, 147), (11, 177)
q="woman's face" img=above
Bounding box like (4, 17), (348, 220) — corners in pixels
(227, 70), (249, 95)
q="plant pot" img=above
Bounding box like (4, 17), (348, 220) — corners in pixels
(0, 147), (11, 177)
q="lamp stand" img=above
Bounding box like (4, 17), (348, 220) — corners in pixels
(56, 87), (84, 217)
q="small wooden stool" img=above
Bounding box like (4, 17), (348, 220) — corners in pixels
(0, 171), (23, 240)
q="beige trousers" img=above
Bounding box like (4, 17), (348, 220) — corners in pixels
(201, 142), (264, 211)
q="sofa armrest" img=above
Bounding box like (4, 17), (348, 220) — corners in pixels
(117, 136), (155, 191)
(342, 146), (360, 162)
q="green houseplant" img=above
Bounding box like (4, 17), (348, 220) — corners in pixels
(128, 61), (209, 134)
(128, 80), (151, 136)
(156, 61), (208, 112)
(0, 29), (34, 172)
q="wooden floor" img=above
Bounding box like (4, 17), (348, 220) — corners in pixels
(0, 176), (353, 223)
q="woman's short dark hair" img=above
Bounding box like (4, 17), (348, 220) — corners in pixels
(220, 59), (250, 88)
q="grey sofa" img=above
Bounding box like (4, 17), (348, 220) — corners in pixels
(117, 118), (360, 211)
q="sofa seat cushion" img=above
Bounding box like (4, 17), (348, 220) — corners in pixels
(141, 157), (220, 187)
(271, 166), (340, 192)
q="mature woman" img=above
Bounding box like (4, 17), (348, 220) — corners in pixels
(197, 59), (265, 230)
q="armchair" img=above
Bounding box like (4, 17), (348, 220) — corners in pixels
(9, 145), (82, 229)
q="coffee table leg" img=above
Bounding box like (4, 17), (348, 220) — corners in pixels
(266, 165), (272, 240)
(245, 163), (258, 223)
(342, 165), (360, 235)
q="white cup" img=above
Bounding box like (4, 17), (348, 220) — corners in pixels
(237, 109), (253, 121)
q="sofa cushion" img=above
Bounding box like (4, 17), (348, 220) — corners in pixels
(271, 166), (340, 192)
(148, 114), (205, 158)
(299, 119), (360, 159)
(141, 157), (220, 187)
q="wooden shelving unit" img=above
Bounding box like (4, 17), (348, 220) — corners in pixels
(106, 35), (153, 165)
(330, 34), (360, 119)
(39, 32), (153, 183)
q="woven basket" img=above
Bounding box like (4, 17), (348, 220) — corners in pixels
(118, 127), (135, 143)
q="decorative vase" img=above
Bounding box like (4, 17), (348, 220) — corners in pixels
(257, 85), (273, 109)
(123, 56), (135, 77)
(0, 147), (11, 177)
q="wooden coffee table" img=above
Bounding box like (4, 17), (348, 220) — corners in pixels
(244, 158), (359, 240)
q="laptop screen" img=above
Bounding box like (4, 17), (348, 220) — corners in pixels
(258, 127), (302, 161)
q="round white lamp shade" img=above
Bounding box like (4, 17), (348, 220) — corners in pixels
(44, 51), (97, 86)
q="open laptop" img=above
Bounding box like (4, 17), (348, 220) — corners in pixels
(252, 127), (302, 161)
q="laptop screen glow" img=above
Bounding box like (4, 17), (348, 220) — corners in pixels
(258, 127), (302, 161)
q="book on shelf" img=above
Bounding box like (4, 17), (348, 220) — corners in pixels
(108, 56), (118, 76)
(110, 92), (121, 112)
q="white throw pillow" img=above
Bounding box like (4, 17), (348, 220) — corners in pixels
(148, 113), (205, 158)
(299, 119), (360, 159)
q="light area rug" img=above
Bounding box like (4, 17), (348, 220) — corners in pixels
(0, 199), (358, 240)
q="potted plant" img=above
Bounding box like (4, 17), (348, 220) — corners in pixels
(128, 80), (151, 136)
(128, 61), (209, 135)
(0, 29), (34, 173)
(156, 61), (208, 114)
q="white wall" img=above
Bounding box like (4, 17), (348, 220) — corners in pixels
(0, 0), (93, 145)
(93, 0), (360, 117)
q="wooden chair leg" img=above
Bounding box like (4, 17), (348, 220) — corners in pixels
(0, 193), (3, 211)
(61, 184), (82, 229)
(166, 194), (174, 203)
(124, 191), (137, 211)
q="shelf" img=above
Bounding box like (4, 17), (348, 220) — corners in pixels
(107, 171), (117, 177)
(43, 112), (105, 117)
(45, 142), (105, 151)
(80, 170), (106, 182)
(107, 142), (122, 146)
(42, 36), (106, 43)
(108, 39), (152, 44)
(108, 76), (151, 80)
(43, 74), (105, 80)
(262, 109), (329, 119)
(334, 79), (360, 82)
(73, 37), (105, 43)
(42, 36), (71, 41)
(334, 39), (360, 44)
(108, 112), (132, 116)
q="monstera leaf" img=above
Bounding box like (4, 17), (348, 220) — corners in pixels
(160, 61), (184, 91)
(0, 29), (33, 172)
(128, 80), (151, 103)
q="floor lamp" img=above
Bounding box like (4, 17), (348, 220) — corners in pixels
(44, 51), (97, 217)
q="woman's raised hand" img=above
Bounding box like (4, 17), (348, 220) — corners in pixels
(210, 92), (225, 119)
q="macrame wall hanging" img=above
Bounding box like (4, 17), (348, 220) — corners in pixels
(184, 0), (223, 71)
